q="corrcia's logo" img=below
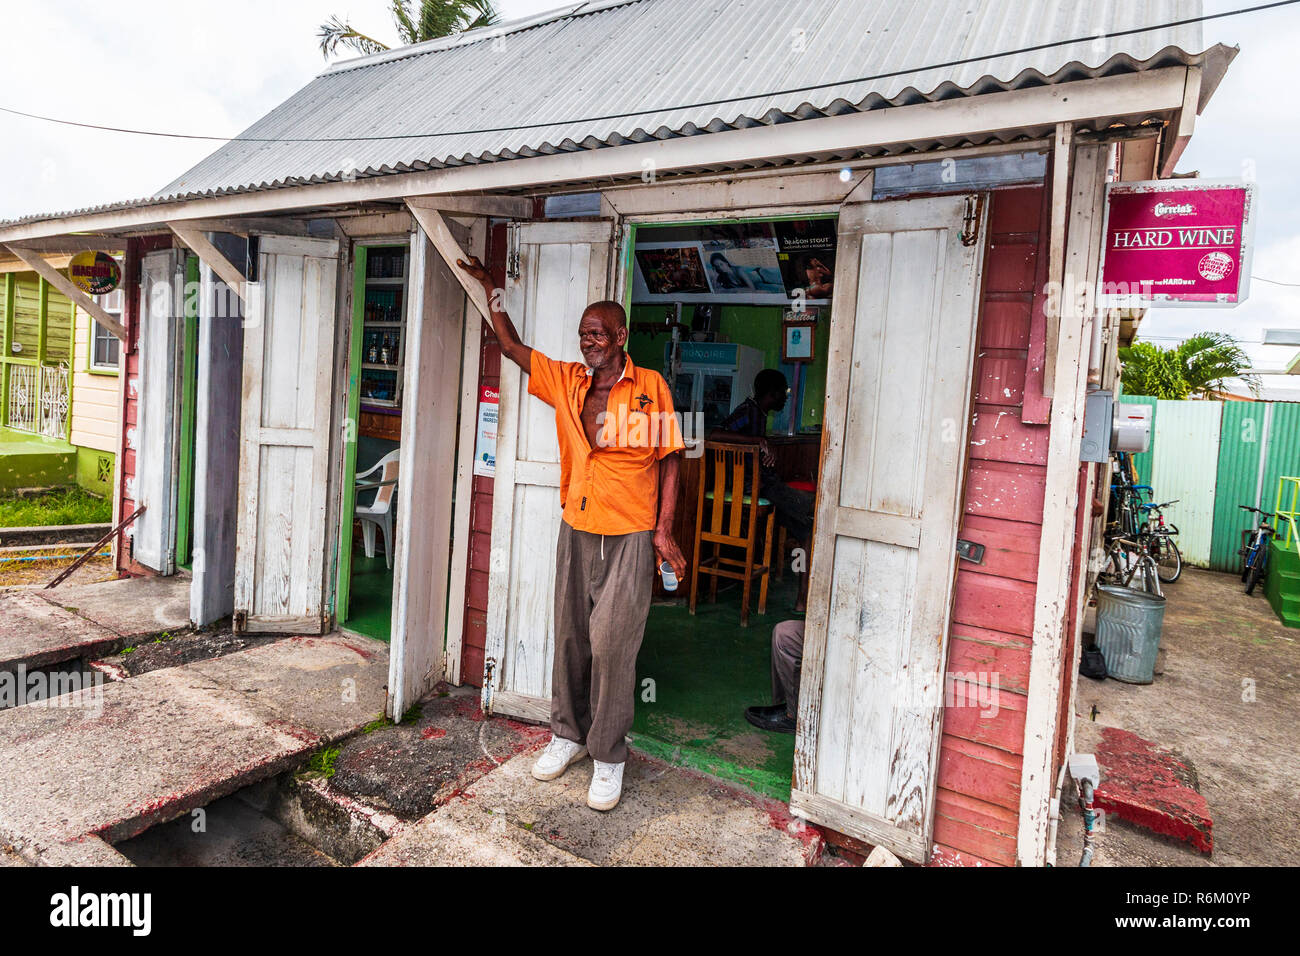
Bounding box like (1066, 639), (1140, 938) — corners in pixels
(49, 886), (151, 937)
(1152, 201), (1195, 218)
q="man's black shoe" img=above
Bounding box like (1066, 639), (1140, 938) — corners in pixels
(744, 705), (796, 733)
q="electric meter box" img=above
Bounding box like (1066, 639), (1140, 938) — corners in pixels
(1112, 402), (1152, 454)
(1080, 390), (1113, 463)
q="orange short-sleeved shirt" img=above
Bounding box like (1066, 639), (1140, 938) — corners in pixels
(527, 351), (684, 535)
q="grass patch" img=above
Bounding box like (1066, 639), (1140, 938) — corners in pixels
(360, 703), (423, 734)
(300, 746), (341, 780)
(0, 488), (111, 528)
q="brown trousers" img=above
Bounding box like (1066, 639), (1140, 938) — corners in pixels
(771, 619), (806, 719)
(551, 521), (654, 763)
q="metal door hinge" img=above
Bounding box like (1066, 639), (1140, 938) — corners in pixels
(960, 195), (984, 247)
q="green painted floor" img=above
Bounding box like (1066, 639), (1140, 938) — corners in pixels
(632, 576), (800, 801)
(344, 550), (393, 643)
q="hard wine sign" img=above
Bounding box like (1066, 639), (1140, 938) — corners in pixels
(1099, 179), (1256, 307)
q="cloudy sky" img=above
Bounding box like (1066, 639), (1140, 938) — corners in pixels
(0, 0), (1295, 376)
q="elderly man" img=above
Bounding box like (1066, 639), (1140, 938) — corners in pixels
(458, 255), (686, 812)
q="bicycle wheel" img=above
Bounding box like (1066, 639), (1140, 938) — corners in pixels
(1245, 559), (1264, 596)
(1154, 537), (1182, 584)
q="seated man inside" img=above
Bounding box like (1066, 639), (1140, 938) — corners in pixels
(744, 619), (803, 733)
(709, 369), (814, 612)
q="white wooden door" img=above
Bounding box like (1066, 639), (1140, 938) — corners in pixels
(233, 235), (341, 634)
(387, 225), (468, 718)
(133, 248), (184, 574)
(792, 195), (985, 863)
(483, 220), (613, 721)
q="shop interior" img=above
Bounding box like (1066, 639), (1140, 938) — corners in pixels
(339, 243), (409, 643)
(624, 216), (836, 799)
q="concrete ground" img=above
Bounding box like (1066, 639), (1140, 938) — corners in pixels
(1, 572), (192, 673)
(38, 572), (192, 638)
(355, 692), (820, 867)
(1056, 567), (1299, 866)
(0, 631), (388, 865)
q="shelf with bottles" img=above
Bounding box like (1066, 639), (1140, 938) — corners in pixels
(358, 244), (410, 411)
(362, 326), (403, 369)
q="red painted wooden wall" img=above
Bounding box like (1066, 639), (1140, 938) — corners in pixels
(931, 185), (1052, 867)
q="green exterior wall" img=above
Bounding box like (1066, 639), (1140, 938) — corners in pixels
(75, 446), (115, 497)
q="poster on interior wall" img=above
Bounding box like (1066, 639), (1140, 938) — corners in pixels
(634, 244), (711, 295)
(473, 385), (499, 478)
(773, 219), (837, 304)
(1099, 178), (1257, 307)
(700, 237), (786, 295)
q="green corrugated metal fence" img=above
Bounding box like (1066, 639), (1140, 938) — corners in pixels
(1210, 402), (1270, 571)
(1119, 396), (1300, 573)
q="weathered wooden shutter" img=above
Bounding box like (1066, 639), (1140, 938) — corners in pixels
(233, 235), (340, 634)
(387, 224), (469, 718)
(133, 248), (184, 574)
(482, 221), (613, 721)
(792, 195), (985, 863)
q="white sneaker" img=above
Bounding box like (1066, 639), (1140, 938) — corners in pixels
(531, 736), (588, 781)
(587, 760), (624, 811)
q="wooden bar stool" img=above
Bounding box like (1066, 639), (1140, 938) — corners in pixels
(689, 441), (774, 627)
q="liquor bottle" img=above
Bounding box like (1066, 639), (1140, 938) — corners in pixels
(380, 335), (390, 366)
(368, 336), (378, 364)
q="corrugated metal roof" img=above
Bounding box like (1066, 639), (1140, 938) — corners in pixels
(3, 0), (1233, 227)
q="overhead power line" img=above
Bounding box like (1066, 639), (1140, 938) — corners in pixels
(0, 0), (1296, 145)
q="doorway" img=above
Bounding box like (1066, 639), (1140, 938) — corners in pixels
(621, 215), (838, 800)
(337, 242), (410, 643)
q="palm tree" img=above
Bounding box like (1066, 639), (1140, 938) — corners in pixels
(1119, 332), (1259, 400)
(319, 0), (500, 58)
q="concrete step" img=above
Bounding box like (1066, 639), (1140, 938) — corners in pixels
(0, 590), (126, 673)
(1093, 726), (1213, 854)
(0, 633), (388, 865)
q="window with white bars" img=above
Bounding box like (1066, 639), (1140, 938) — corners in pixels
(91, 288), (123, 371)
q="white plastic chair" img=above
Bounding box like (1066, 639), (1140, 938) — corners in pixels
(355, 449), (400, 569)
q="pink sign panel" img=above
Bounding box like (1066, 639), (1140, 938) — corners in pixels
(1100, 180), (1256, 307)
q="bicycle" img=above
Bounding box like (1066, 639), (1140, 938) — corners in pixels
(1098, 535), (1163, 598)
(1139, 499), (1182, 584)
(1238, 505), (1277, 596)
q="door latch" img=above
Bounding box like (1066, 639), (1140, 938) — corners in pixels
(960, 195), (984, 247)
(482, 658), (497, 714)
(956, 539), (986, 565)
(506, 223), (521, 280)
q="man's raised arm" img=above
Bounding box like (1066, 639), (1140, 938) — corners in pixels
(457, 255), (532, 373)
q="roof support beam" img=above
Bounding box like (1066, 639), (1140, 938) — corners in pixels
(1160, 65), (1201, 177)
(174, 216), (314, 237)
(168, 224), (248, 304)
(404, 202), (491, 321)
(0, 235), (126, 254)
(1, 243), (126, 342)
(0, 68), (1192, 244)
(406, 195), (535, 219)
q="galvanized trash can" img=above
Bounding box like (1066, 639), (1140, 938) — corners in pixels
(1094, 584), (1167, 684)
